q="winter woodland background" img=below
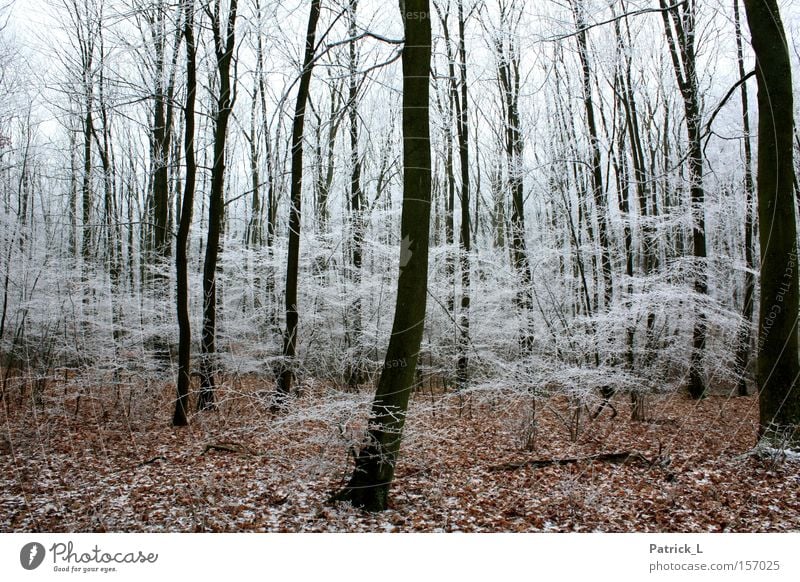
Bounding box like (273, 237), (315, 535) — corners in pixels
(1, 0), (799, 531)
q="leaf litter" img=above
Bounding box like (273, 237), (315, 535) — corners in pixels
(1, 381), (798, 532)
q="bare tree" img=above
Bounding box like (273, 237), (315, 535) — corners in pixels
(172, 0), (198, 427)
(198, 0), (238, 411)
(274, 0), (322, 404)
(436, 0), (472, 390)
(732, 0), (756, 398)
(488, 0), (532, 350)
(345, 0), (367, 388)
(742, 0), (800, 447)
(333, 0), (432, 511)
(137, 0), (182, 275)
(659, 0), (707, 399)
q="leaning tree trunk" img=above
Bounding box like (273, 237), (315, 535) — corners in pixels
(274, 0), (321, 405)
(743, 0), (800, 447)
(172, 0), (197, 427)
(332, 0), (432, 511)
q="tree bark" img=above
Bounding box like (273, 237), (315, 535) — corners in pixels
(274, 0), (321, 405)
(346, 0), (366, 388)
(198, 0), (238, 411)
(147, 4), (181, 270)
(333, 0), (432, 511)
(572, 0), (612, 311)
(494, 6), (532, 351)
(660, 0), (707, 399)
(172, 0), (198, 427)
(743, 0), (800, 447)
(455, 0), (471, 392)
(732, 0), (756, 398)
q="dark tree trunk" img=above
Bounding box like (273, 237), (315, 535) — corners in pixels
(274, 0), (321, 405)
(455, 0), (471, 392)
(246, 77), (263, 249)
(149, 36), (180, 266)
(82, 108), (93, 263)
(346, 0), (366, 388)
(495, 10), (532, 351)
(572, 0), (613, 311)
(332, 0), (432, 511)
(733, 0), (756, 398)
(198, 0), (238, 411)
(315, 80), (341, 233)
(615, 8), (657, 420)
(743, 0), (800, 447)
(173, 0), (198, 427)
(660, 0), (707, 399)
(572, 0), (615, 415)
(438, 0), (471, 390)
(69, 129), (78, 257)
(90, 95), (123, 345)
(139, 2), (182, 308)
(254, 0), (279, 327)
(436, 27), (455, 317)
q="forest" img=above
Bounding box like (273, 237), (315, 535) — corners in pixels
(1, 0), (799, 532)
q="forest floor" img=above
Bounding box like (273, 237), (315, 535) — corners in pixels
(1, 377), (799, 532)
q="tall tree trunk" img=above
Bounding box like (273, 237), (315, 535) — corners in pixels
(149, 26), (180, 267)
(572, 0), (612, 311)
(438, 0), (471, 390)
(614, 5), (658, 419)
(495, 8), (532, 351)
(198, 0), (238, 411)
(434, 24), (455, 317)
(69, 124), (78, 257)
(82, 107), (93, 264)
(173, 0), (198, 427)
(572, 0), (615, 414)
(274, 0), (321, 405)
(346, 0), (366, 388)
(255, 0), (278, 327)
(246, 75), (263, 249)
(315, 78), (341, 233)
(660, 0), (707, 399)
(333, 0), (432, 511)
(743, 0), (800, 447)
(143, 1), (182, 312)
(90, 98), (123, 345)
(732, 0), (756, 397)
(454, 0), (471, 392)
